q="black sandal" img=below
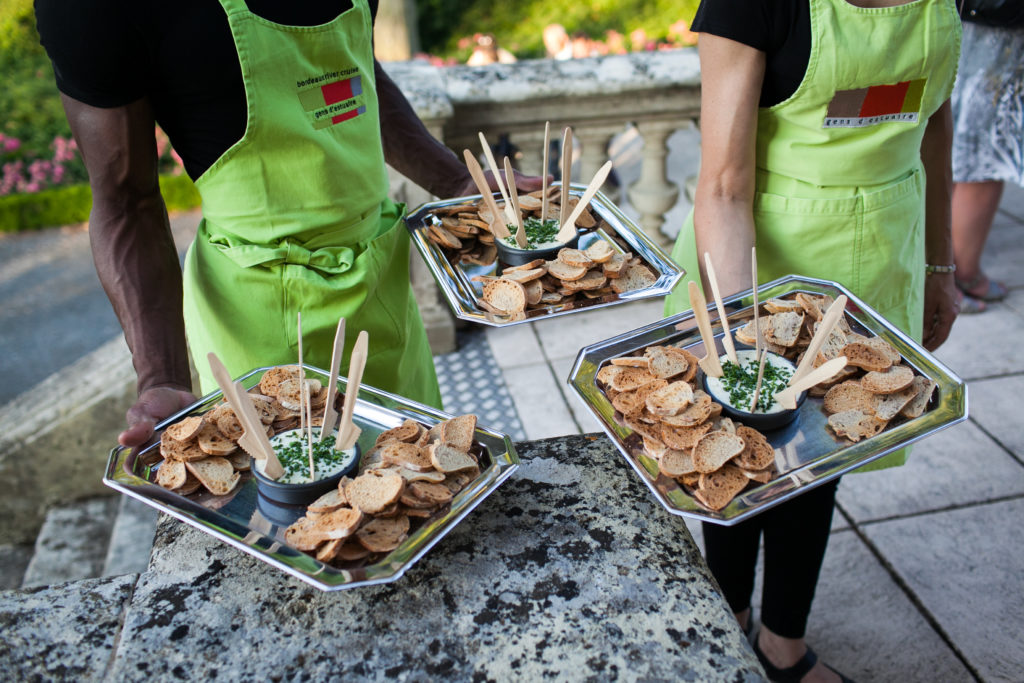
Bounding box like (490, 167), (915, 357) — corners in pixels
(752, 634), (855, 683)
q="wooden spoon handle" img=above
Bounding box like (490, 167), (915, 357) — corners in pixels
(790, 294), (848, 386)
(688, 281), (723, 377)
(559, 127), (572, 229)
(504, 156), (527, 247)
(556, 159), (612, 244)
(463, 149), (511, 239)
(207, 352), (283, 478)
(703, 253), (739, 365)
(541, 121), (551, 219)
(336, 330), (368, 451)
(478, 131), (514, 223)
(319, 317), (345, 442)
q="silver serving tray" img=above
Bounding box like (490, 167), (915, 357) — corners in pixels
(104, 364), (519, 590)
(566, 275), (968, 525)
(405, 185), (683, 326)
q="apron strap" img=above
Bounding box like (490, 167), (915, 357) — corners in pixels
(207, 232), (358, 275)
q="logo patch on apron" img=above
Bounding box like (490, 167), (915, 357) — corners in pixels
(297, 68), (367, 130)
(823, 79), (925, 128)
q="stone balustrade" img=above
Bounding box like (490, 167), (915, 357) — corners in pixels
(383, 49), (701, 353)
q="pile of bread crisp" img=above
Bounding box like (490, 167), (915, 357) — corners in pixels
(598, 292), (937, 511)
(154, 366), (333, 497)
(598, 345), (779, 511)
(425, 187), (596, 266)
(733, 292), (936, 442)
(152, 365), (484, 566)
(283, 413), (481, 565)
(424, 189), (657, 318)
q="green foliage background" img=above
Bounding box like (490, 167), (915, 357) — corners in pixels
(418, 0), (700, 59)
(0, 0), (73, 162)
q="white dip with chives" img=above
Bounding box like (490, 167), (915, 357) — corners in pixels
(256, 428), (357, 484)
(704, 349), (796, 415)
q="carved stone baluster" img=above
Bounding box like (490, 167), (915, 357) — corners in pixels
(626, 120), (680, 247)
(575, 125), (623, 202)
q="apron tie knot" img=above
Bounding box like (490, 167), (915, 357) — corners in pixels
(210, 235), (357, 275)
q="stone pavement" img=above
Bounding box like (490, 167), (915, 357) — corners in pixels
(470, 180), (1024, 682)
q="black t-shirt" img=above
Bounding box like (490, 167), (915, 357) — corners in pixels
(691, 0), (811, 108)
(35, 0), (378, 178)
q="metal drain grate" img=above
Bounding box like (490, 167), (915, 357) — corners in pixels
(433, 329), (526, 441)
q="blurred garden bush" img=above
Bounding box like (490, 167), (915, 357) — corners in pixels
(1, 0), (697, 230)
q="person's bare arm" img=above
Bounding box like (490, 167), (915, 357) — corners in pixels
(919, 98), (958, 350)
(692, 34), (765, 297)
(60, 94), (195, 446)
(374, 60), (542, 198)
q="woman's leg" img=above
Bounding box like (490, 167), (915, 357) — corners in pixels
(758, 479), (839, 639)
(702, 518), (763, 623)
(952, 180), (1006, 300)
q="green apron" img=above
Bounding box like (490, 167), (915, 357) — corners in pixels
(665, 0), (960, 470)
(182, 0), (441, 409)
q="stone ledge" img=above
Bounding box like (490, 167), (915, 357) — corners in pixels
(0, 336), (135, 544)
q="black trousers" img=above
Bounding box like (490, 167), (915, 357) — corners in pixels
(701, 479), (840, 639)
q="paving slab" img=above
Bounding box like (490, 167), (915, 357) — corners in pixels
(501, 364), (580, 440)
(933, 303), (1024, 379)
(994, 182), (1024, 221)
(103, 495), (159, 578)
(0, 544), (32, 590)
(837, 419), (1024, 522)
(21, 497), (119, 588)
(982, 220), (1024, 291)
(961, 375), (1024, 460)
(484, 322), (544, 370)
(801, 530), (973, 683)
(550, 355), (605, 434)
(532, 299), (665, 361)
(0, 574), (136, 682)
(862, 498), (1024, 682)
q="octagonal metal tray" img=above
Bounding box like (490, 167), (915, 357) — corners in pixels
(405, 184), (683, 326)
(566, 275), (968, 526)
(104, 365), (519, 590)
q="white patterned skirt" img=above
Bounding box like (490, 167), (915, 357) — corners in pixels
(951, 22), (1024, 185)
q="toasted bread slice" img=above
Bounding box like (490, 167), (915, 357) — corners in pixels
(660, 419), (713, 451)
(732, 425), (776, 470)
(375, 418), (422, 447)
(610, 264), (657, 294)
(842, 342), (892, 372)
(695, 464), (748, 511)
(765, 311), (803, 347)
(763, 298), (805, 314)
(356, 515), (410, 553)
(185, 457), (239, 496)
(609, 366), (659, 393)
(645, 380), (695, 417)
(692, 431), (746, 473)
(827, 410), (887, 442)
(546, 259), (589, 282)
(406, 481), (454, 506)
(660, 390), (714, 427)
(861, 365), (915, 394)
(482, 279), (527, 314)
(344, 471), (405, 514)
(659, 448), (698, 478)
(197, 422), (238, 456)
(379, 442), (434, 472)
(872, 383), (919, 421)
(612, 379), (668, 419)
(823, 380), (875, 414)
(156, 459), (187, 490)
(557, 248), (594, 269)
(900, 376), (936, 419)
(165, 415), (205, 442)
(584, 240), (615, 264)
(863, 335), (902, 365)
(429, 443), (478, 473)
(645, 345), (691, 380)
(441, 414), (478, 452)
(308, 488), (348, 513)
(310, 506), (364, 541)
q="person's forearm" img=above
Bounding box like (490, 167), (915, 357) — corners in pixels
(89, 194), (191, 394)
(694, 190), (756, 298)
(375, 61), (471, 198)
(921, 100), (954, 268)
(63, 95), (192, 395)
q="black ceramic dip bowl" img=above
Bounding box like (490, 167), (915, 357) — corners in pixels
(701, 349), (806, 432)
(251, 428), (360, 506)
(494, 221), (582, 267)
